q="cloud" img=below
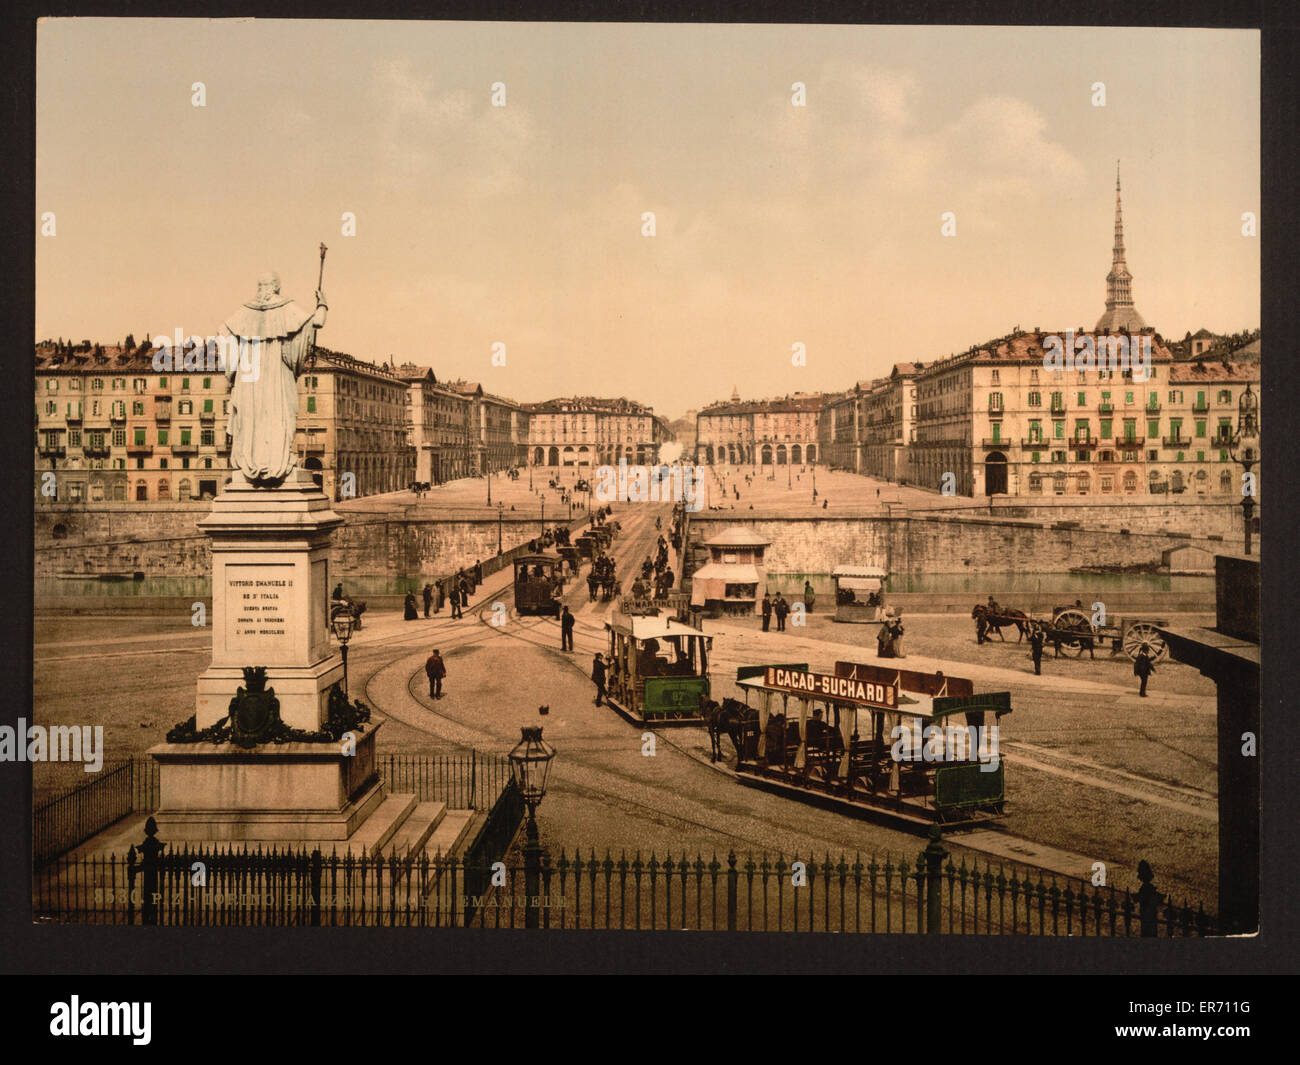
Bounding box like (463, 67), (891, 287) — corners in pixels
(368, 58), (536, 197)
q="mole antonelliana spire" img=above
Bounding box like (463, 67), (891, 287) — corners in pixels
(1095, 161), (1147, 333)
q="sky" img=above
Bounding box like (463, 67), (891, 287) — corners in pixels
(36, 20), (1260, 420)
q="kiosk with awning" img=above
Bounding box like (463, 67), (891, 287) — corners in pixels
(689, 525), (770, 617)
(731, 660), (1011, 825)
(832, 565), (889, 624)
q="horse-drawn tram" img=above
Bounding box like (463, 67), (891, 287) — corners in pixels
(728, 661), (1012, 827)
(604, 607), (712, 728)
(832, 565), (889, 623)
(513, 554), (566, 616)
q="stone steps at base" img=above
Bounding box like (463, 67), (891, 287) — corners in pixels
(345, 792), (417, 856)
(384, 801), (446, 860)
(423, 809), (475, 860)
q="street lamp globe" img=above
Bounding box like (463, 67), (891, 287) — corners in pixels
(508, 726), (556, 808)
(330, 606), (356, 645)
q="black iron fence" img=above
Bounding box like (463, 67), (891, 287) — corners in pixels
(34, 820), (1214, 934)
(375, 751), (513, 810)
(33, 759), (159, 866)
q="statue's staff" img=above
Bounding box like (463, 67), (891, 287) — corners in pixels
(308, 242), (327, 369)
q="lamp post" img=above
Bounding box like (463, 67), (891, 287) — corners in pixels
(508, 725), (556, 929)
(487, 462), (492, 506)
(496, 500), (505, 555)
(330, 607), (357, 698)
(1228, 381), (1260, 556)
(540, 496), (546, 534)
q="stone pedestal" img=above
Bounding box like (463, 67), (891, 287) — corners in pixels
(196, 468), (342, 732)
(149, 721), (384, 841)
(151, 467), (385, 842)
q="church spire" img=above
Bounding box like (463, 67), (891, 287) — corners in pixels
(1095, 160), (1147, 333)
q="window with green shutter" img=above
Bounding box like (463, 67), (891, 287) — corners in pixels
(1100, 419), (1112, 438)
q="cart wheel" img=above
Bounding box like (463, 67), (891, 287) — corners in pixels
(1123, 622), (1168, 664)
(1052, 608), (1094, 656)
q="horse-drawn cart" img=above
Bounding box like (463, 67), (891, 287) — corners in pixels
(970, 599), (1168, 662)
(1043, 606), (1169, 662)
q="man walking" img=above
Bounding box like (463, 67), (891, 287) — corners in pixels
(458, 573), (471, 612)
(591, 652), (607, 706)
(425, 648), (446, 699)
(1029, 624), (1045, 675)
(1134, 648), (1155, 697)
(449, 581), (463, 619)
(560, 605), (575, 652)
(422, 583), (433, 619)
(774, 594), (789, 632)
(761, 592), (773, 632)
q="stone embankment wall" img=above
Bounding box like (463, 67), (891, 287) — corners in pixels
(690, 514), (1229, 577)
(35, 503), (561, 581)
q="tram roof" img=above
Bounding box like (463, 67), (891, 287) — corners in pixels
(515, 553), (563, 564)
(606, 615), (711, 641)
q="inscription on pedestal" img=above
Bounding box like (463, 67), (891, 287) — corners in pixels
(226, 565), (295, 655)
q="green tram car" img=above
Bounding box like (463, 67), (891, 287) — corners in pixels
(513, 554), (566, 617)
(732, 660), (1011, 825)
(603, 612), (712, 727)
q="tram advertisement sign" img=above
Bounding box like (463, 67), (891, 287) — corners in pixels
(763, 667), (897, 708)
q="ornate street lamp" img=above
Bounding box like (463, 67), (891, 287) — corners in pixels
(496, 500), (506, 555)
(508, 726), (556, 929)
(1228, 381), (1260, 556)
(330, 606), (357, 697)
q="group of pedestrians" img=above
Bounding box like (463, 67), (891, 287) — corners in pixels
(760, 580), (819, 631)
(404, 562), (485, 623)
(760, 592), (790, 631)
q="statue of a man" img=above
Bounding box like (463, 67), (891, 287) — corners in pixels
(220, 272), (327, 484)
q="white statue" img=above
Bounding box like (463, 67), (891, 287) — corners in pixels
(220, 270), (327, 483)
